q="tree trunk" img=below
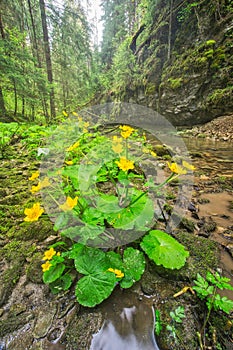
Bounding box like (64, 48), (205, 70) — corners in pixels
(0, 86), (7, 120)
(0, 12), (7, 118)
(27, 0), (49, 119)
(39, 0), (56, 121)
(13, 79), (17, 117)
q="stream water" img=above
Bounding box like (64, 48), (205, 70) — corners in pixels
(90, 289), (159, 350)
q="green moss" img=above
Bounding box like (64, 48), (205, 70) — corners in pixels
(1, 239), (36, 262)
(177, 232), (220, 274)
(179, 218), (195, 232)
(167, 77), (183, 89)
(0, 312), (32, 337)
(204, 49), (214, 58)
(7, 219), (54, 241)
(26, 252), (43, 283)
(145, 83), (157, 95)
(206, 86), (233, 105)
(0, 263), (23, 306)
(205, 40), (216, 46)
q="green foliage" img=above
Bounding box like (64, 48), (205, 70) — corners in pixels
(177, 2), (199, 23)
(155, 309), (162, 335)
(166, 306), (185, 340)
(206, 86), (233, 105)
(169, 306), (185, 323)
(110, 37), (140, 93)
(193, 271), (233, 314)
(167, 78), (183, 89)
(204, 49), (214, 59)
(141, 230), (189, 269)
(25, 122), (192, 307)
(205, 40), (216, 46)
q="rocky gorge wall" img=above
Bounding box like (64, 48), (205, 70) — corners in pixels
(113, 0), (233, 126)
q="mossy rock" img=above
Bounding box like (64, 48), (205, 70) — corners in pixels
(1, 239), (36, 262)
(63, 310), (103, 349)
(0, 311), (33, 337)
(26, 252), (43, 284)
(179, 218), (195, 233)
(153, 144), (172, 157)
(7, 219), (55, 241)
(0, 262), (24, 306)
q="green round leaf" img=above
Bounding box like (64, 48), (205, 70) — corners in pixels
(106, 251), (124, 270)
(49, 274), (72, 294)
(120, 247), (145, 289)
(43, 263), (66, 284)
(141, 230), (189, 269)
(75, 271), (116, 307)
(74, 246), (108, 275)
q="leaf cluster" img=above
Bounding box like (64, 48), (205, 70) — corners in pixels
(193, 271), (233, 314)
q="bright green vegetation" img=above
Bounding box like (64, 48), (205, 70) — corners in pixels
(166, 306), (185, 341)
(193, 272), (233, 314)
(193, 271), (233, 349)
(32, 122), (194, 307)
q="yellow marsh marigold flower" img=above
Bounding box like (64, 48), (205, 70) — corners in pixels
(150, 151), (157, 157)
(116, 157), (134, 172)
(113, 136), (122, 143)
(30, 183), (41, 193)
(182, 160), (195, 171)
(112, 143), (123, 154)
(62, 111), (68, 117)
(142, 147), (150, 154)
(167, 162), (187, 175)
(43, 247), (56, 260)
(40, 177), (51, 188)
(108, 268), (124, 279)
(29, 170), (39, 181)
(41, 261), (52, 272)
(24, 202), (44, 222)
(119, 125), (135, 139)
(72, 111), (78, 117)
(59, 196), (78, 211)
(67, 141), (80, 152)
(30, 177), (50, 193)
(65, 160), (73, 165)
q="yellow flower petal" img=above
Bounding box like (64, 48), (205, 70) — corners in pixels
(59, 196), (78, 211)
(112, 143), (123, 153)
(182, 160), (195, 171)
(107, 268), (124, 279)
(30, 183), (41, 193)
(29, 170), (40, 181)
(40, 177), (51, 188)
(43, 247), (56, 260)
(113, 136), (123, 144)
(167, 162), (187, 175)
(119, 125), (135, 139)
(115, 157), (134, 171)
(41, 261), (52, 272)
(67, 141), (80, 152)
(65, 160), (73, 165)
(24, 202), (44, 222)
(150, 151), (157, 157)
(62, 111), (68, 117)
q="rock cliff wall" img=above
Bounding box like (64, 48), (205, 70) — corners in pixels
(116, 0), (233, 126)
